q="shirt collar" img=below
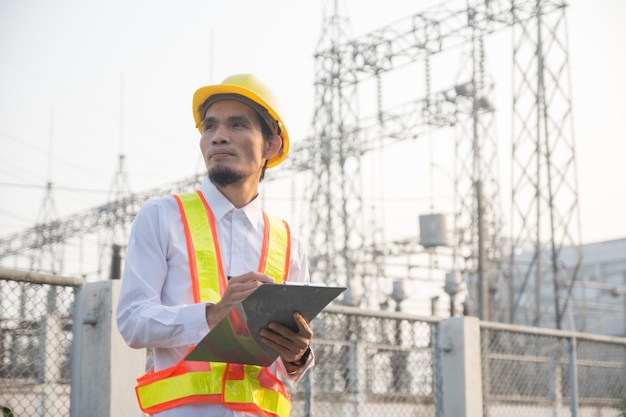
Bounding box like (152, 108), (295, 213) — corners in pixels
(199, 177), (263, 230)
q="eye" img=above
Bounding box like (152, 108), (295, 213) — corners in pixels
(230, 118), (249, 129)
(202, 121), (214, 132)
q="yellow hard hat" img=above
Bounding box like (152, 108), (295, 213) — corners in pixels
(192, 74), (290, 168)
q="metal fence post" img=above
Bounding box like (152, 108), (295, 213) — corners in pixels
(69, 284), (85, 417)
(303, 368), (312, 417)
(567, 338), (579, 417)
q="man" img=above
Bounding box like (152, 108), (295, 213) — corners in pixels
(116, 74), (313, 417)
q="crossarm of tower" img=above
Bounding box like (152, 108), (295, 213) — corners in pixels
(283, 90), (467, 173)
(315, 0), (564, 81)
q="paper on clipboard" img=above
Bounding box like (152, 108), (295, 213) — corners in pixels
(185, 283), (346, 366)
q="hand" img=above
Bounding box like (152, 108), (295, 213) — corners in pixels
(205, 272), (274, 329)
(260, 312), (313, 370)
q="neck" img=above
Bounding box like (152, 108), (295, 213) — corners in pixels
(214, 179), (259, 208)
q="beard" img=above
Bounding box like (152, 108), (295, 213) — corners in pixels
(208, 165), (245, 186)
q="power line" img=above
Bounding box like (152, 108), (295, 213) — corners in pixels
(0, 128), (112, 184)
(0, 182), (109, 194)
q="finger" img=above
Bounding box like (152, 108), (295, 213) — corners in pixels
(218, 280), (267, 314)
(228, 272), (274, 284)
(262, 323), (308, 346)
(262, 326), (310, 355)
(292, 312), (314, 338)
(260, 331), (291, 351)
(223, 277), (268, 299)
(266, 320), (313, 344)
(260, 330), (307, 361)
(227, 279), (265, 293)
(221, 284), (256, 304)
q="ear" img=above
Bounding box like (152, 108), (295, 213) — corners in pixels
(263, 134), (283, 160)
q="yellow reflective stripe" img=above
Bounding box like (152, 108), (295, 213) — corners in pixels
(138, 365), (226, 410)
(178, 192), (221, 303)
(224, 366), (291, 417)
(264, 213), (288, 282)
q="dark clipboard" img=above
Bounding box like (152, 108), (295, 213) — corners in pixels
(185, 284), (346, 366)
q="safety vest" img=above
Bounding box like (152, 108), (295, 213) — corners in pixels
(135, 190), (292, 416)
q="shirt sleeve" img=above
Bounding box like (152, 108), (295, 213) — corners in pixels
(286, 232), (310, 284)
(115, 199), (209, 349)
(278, 348), (316, 382)
(274, 232), (315, 381)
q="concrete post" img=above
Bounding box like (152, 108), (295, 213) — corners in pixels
(439, 317), (483, 417)
(71, 280), (146, 417)
(43, 314), (63, 417)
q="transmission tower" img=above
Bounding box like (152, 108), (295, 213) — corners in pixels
(29, 108), (62, 315)
(299, 1), (370, 307)
(297, 0), (509, 311)
(0, 174), (204, 279)
(297, 0), (583, 324)
(508, 1), (582, 330)
(30, 108), (63, 278)
(445, 5), (506, 322)
(97, 73), (132, 281)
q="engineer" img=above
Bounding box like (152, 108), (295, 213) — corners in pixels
(116, 74), (313, 417)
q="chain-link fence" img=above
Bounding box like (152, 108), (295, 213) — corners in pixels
(2, 270), (626, 417)
(286, 306), (441, 417)
(481, 322), (626, 416)
(0, 271), (80, 417)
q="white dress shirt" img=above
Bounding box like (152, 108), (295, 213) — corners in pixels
(116, 177), (312, 417)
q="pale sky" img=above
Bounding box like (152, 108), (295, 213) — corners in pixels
(1, 0), (625, 252)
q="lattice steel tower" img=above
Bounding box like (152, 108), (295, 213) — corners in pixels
(300, 1), (369, 307)
(508, 1), (582, 330)
(298, 0), (583, 326)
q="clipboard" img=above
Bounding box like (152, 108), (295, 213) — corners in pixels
(185, 283), (346, 366)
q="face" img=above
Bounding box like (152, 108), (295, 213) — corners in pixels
(199, 100), (280, 186)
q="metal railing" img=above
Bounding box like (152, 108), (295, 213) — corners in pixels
(286, 305), (442, 417)
(1, 269), (625, 417)
(480, 321), (626, 417)
(0, 269), (83, 417)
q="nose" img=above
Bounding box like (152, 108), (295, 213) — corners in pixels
(211, 125), (230, 144)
